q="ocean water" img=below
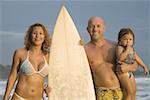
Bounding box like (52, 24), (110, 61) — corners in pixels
(0, 77), (150, 100)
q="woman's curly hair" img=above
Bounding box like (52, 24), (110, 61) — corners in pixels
(24, 23), (51, 55)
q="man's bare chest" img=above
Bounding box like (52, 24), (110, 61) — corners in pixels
(87, 47), (115, 65)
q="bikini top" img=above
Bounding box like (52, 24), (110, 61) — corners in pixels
(116, 44), (136, 65)
(124, 52), (136, 64)
(20, 51), (49, 77)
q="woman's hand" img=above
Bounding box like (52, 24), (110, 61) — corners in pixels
(44, 85), (51, 97)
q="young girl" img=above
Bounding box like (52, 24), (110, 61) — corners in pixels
(116, 28), (149, 100)
(4, 23), (51, 100)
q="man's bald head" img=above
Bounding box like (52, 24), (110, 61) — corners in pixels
(88, 16), (105, 27)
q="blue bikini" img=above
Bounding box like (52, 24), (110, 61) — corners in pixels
(20, 51), (49, 77)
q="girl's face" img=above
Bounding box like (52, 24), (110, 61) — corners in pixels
(120, 33), (134, 47)
(31, 26), (45, 46)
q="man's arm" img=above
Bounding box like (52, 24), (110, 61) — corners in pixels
(118, 61), (138, 73)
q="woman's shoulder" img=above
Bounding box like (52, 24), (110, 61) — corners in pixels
(15, 48), (27, 53)
(14, 48), (28, 57)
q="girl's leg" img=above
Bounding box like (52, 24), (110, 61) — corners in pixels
(130, 74), (136, 100)
(117, 73), (133, 100)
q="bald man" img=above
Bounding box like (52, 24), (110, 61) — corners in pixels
(84, 16), (138, 100)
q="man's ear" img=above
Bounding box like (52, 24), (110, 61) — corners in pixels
(103, 25), (106, 33)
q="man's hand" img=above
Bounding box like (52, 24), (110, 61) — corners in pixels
(79, 39), (84, 46)
(116, 62), (138, 74)
(116, 64), (126, 74)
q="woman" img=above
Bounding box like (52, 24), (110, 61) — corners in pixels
(4, 23), (51, 100)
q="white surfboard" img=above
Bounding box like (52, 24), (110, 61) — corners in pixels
(48, 6), (96, 100)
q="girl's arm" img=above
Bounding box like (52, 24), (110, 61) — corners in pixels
(116, 45), (128, 62)
(3, 50), (21, 100)
(134, 52), (149, 75)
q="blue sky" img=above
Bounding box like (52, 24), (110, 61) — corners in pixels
(0, 0), (149, 69)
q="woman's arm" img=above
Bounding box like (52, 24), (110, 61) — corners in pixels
(3, 49), (21, 100)
(134, 52), (149, 75)
(44, 53), (51, 97)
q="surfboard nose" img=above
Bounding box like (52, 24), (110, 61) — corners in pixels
(58, 5), (71, 20)
(61, 5), (67, 12)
